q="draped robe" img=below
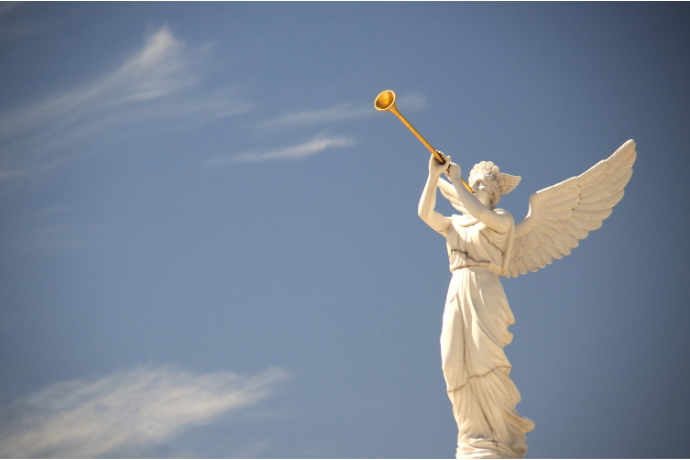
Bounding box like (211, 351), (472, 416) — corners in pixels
(442, 212), (534, 459)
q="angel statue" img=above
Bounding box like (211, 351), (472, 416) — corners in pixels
(417, 140), (636, 459)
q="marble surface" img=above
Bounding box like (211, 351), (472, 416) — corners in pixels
(418, 141), (636, 458)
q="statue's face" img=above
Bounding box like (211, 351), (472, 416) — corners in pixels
(470, 172), (497, 194)
(470, 172), (500, 207)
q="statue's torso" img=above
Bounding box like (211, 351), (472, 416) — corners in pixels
(446, 212), (512, 275)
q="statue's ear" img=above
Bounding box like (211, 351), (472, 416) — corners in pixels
(501, 174), (521, 195)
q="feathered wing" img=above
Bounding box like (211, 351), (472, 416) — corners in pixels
(503, 139), (637, 278)
(437, 176), (469, 215)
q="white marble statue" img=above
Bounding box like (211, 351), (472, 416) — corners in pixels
(417, 140), (637, 459)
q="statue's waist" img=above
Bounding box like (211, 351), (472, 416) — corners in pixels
(449, 250), (500, 275)
(451, 264), (500, 276)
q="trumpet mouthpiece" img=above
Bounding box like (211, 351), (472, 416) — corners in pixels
(375, 90), (396, 111)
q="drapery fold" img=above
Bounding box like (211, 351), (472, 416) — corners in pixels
(441, 223), (534, 459)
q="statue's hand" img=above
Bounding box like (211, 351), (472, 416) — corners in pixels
(447, 162), (462, 183)
(429, 151), (449, 177)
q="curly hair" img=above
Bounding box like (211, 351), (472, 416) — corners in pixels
(467, 161), (522, 209)
(469, 161), (502, 209)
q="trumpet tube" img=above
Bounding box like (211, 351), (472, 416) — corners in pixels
(375, 90), (473, 193)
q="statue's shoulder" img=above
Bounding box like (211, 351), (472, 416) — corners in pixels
(451, 213), (479, 229)
(493, 208), (513, 219)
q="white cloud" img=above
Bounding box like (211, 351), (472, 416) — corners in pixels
(0, 26), (251, 182)
(0, 366), (290, 458)
(266, 103), (372, 127)
(205, 134), (356, 165)
(260, 92), (427, 129)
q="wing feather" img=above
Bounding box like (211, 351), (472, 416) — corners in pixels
(572, 208), (613, 221)
(565, 221), (589, 239)
(523, 251), (539, 272)
(552, 231), (572, 256)
(571, 215), (604, 231)
(515, 257), (528, 275)
(582, 169), (633, 199)
(437, 177), (468, 214)
(536, 246), (553, 266)
(579, 180), (628, 202)
(560, 228), (580, 249)
(526, 231), (541, 248)
(544, 240), (562, 259)
(576, 190), (625, 210)
(503, 140), (636, 278)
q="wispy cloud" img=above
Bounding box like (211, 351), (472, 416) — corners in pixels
(267, 103), (371, 127)
(0, 26), (251, 182)
(260, 92), (428, 129)
(0, 366), (290, 458)
(205, 134), (355, 166)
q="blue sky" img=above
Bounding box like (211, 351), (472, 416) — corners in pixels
(0, 2), (689, 458)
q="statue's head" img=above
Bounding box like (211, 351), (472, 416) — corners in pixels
(468, 161), (521, 209)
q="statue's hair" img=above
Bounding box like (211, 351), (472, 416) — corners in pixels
(469, 161), (521, 209)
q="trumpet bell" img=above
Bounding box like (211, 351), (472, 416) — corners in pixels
(374, 89), (474, 193)
(375, 90), (397, 112)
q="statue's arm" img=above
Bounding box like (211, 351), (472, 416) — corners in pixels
(418, 155), (452, 235)
(447, 164), (512, 234)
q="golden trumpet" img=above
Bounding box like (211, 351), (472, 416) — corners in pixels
(375, 90), (474, 193)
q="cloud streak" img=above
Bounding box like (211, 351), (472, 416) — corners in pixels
(0, 26), (251, 182)
(0, 366), (290, 458)
(259, 91), (428, 129)
(205, 134), (355, 165)
(267, 103), (371, 127)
